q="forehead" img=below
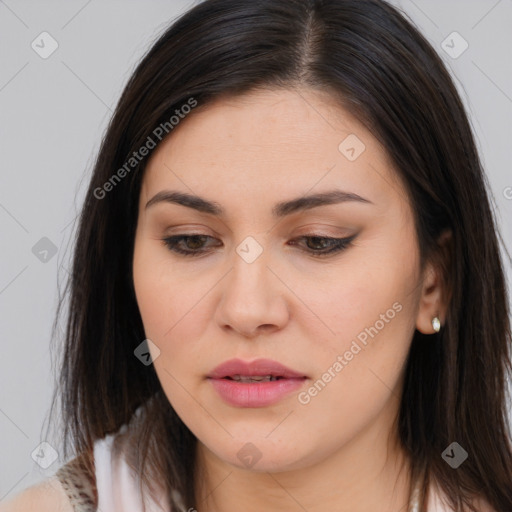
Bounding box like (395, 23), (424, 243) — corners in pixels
(140, 88), (409, 216)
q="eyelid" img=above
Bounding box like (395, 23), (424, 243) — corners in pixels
(163, 224), (218, 234)
(162, 223), (354, 237)
(161, 232), (358, 259)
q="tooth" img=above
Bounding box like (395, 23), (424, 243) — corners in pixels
(229, 375), (278, 383)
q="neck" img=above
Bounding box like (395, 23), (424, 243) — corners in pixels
(193, 410), (412, 512)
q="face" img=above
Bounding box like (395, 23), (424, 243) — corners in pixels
(132, 87), (432, 473)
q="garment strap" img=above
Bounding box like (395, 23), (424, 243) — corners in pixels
(55, 451), (98, 512)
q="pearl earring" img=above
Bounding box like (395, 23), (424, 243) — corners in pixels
(432, 316), (441, 333)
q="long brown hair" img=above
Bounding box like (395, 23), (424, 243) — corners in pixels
(45, 0), (512, 510)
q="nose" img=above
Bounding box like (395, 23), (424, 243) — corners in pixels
(214, 245), (290, 339)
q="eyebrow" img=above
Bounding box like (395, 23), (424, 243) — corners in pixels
(145, 189), (373, 217)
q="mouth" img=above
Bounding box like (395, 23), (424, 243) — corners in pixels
(207, 357), (307, 380)
(206, 358), (307, 407)
(222, 375), (288, 382)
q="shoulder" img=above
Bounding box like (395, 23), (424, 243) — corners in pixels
(1, 448), (98, 512)
(0, 476), (74, 512)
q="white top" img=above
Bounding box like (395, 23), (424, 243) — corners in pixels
(94, 434), (170, 512)
(55, 432), (494, 512)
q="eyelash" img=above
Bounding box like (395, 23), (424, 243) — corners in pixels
(161, 233), (357, 258)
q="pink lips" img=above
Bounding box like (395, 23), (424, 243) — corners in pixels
(207, 358), (307, 407)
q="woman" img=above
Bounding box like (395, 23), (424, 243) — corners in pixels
(3, 0), (511, 511)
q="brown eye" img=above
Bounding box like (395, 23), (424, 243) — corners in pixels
(288, 234), (357, 258)
(162, 234), (218, 256)
(162, 233), (357, 258)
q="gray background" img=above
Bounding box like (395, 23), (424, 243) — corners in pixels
(1, 0), (511, 502)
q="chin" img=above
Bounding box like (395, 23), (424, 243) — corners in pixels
(212, 436), (314, 473)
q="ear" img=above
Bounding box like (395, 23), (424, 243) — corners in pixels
(415, 229), (453, 335)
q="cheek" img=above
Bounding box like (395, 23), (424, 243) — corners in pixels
(132, 257), (168, 339)
(296, 241), (419, 412)
(293, 301), (414, 458)
(295, 247), (418, 346)
(133, 238), (190, 336)
(132, 239), (213, 372)
(133, 246), (207, 416)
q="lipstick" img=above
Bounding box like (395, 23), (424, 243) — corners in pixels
(207, 358), (307, 407)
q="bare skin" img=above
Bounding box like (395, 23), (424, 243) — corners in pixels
(132, 87), (449, 512)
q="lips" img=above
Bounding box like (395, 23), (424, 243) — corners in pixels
(207, 358), (308, 407)
(207, 358), (307, 380)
